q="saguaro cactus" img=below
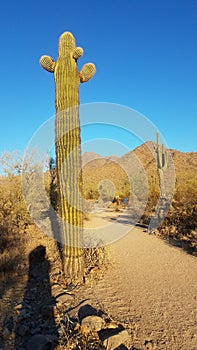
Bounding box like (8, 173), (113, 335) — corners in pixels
(156, 132), (168, 170)
(40, 32), (96, 282)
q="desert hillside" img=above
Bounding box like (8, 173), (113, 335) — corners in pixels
(82, 142), (197, 203)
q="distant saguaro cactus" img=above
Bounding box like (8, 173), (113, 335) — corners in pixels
(156, 131), (168, 170)
(40, 32), (96, 282)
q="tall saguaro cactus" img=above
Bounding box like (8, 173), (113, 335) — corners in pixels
(40, 32), (96, 282)
(156, 131), (168, 171)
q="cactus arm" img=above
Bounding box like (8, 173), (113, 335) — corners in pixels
(40, 55), (56, 73)
(79, 63), (96, 82)
(73, 47), (83, 60)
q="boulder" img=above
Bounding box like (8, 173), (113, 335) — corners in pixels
(103, 329), (130, 350)
(81, 315), (105, 333)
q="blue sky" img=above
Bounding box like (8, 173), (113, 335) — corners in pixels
(0, 0), (196, 157)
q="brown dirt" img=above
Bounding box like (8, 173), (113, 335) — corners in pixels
(1, 211), (197, 349)
(81, 210), (197, 349)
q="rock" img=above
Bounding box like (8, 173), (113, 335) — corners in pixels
(170, 225), (177, 234)
(191, 230), (197, 238)
(14, 303), (23, 311)
(56, 293), (73, 305)
(105, 322), (119, 329)
(144, 339), (154, 349)
(81, 315), (105, 333)
(78, 304), (101, 321)
(103, 329), (130, 350)
(51, 284), (65, 298)
(51, 267), (61, 276)
(26, 334), (55, 350)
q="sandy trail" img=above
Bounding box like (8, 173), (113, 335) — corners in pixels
(81, 210), (197, 349)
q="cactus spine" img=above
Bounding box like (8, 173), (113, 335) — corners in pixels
(156, 132), (168, 170)
(40, 32), (96, 282)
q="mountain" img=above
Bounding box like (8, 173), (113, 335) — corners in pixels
(82, 142), (197, 203)
(82, 152), (102, 164)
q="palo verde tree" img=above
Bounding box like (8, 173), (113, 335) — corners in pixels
(40, 32), (96, 282)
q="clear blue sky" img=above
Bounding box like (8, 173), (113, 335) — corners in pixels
(0, 0), (196, 157)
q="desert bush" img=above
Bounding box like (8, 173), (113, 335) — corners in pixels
(157, 203), (197, 253)
(0, 226), (24, 283)
(0, 175), (31, 283)
(159, 202), (196, 237)
(0, 152), (35, 282)
(83, 244), (109, 277)
(174, 177), (197, 204)
(84, 186), (99, 200)
(0, 176), (32, 231)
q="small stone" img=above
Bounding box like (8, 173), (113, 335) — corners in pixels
(81, 315), (105, 333)
(144, 339), (154, 349)
(51, 284), (65, 298)
(14, 303), (23, 311)
(56, 293), (73, 304)
(103, 329), (131, 350)
(51, 267), (61, 276)
(53, 306), (58, 317)
(170, 225), (177, 234)
(105, 322), (118, 329)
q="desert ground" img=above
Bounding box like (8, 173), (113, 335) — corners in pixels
(81, 208), (197, 349)
(1, 207), (197, 349)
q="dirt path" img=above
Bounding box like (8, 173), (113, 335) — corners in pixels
(1, 210), (196, 349)
(81, 211), (197, 349)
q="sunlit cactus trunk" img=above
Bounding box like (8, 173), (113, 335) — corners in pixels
(40, 32), (96, 283)
(156, 132), (168, 171)
(155, 131), (168, 197)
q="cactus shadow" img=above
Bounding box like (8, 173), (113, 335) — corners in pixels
(14, 245), (59, 349)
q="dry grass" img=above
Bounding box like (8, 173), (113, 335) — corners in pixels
(0, 228), (25, 286)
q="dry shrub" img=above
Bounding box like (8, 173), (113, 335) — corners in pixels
(82, 234), (110, 279)
(0, 175), (31, 284)
(0, 225), (25, 286)
(157, 202), (197, 253)
(56, 313), (104, 349)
